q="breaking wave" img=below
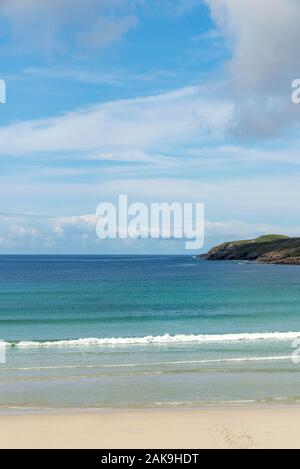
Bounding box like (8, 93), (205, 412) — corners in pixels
(1, 331), (300, 348)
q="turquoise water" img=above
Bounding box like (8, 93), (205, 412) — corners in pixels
(1, 255), (300, 409)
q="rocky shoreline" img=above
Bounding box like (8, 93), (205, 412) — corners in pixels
(200, 235), (300, 265)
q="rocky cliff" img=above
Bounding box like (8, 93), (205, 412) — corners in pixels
(201, 235), (300, 265)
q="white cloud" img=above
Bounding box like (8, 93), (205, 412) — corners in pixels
(191, 29), (221, 42)
(0, 0), (138, 55)
(0, 0), (203, 56)
(0, 86), (232, 156)
(207, 0), (300, 91)
(205, 220), (299, 240)
(0, 209), (299, 254)
(0, 212), (97, 253)
(149, 0), (202, 17)
(206, 0), (300, 139)
(2, 168), (300, 226)
(22, 66), (177, 86)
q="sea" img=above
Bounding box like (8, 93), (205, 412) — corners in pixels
(0, 254), (300, 411)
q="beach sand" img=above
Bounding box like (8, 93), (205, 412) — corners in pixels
(0, 407), (300, 449)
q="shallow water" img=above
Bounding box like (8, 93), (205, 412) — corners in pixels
(0, 255), (300, 408)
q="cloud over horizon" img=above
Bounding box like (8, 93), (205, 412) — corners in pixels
(2, 209), (299, 254)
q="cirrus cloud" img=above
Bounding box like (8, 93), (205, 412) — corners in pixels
(0, 86), (232, 156)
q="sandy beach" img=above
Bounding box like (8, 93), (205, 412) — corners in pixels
(0, 407), (300, 449)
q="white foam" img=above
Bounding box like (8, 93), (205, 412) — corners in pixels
(0, 341), (10, 348)
(13, 331), (300, 348)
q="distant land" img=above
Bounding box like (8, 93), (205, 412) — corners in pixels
(201, 235), (300, 265)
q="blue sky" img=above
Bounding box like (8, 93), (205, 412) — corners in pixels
(1, 0), (300, 253)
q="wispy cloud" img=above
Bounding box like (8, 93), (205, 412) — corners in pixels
(191, 29), (221, 42)
(0, 86), (232, 156)
(22, 66), (178, 86)
(0, 0), (138, 55)
(0, 0), (204, 57)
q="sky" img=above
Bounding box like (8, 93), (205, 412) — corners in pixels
(1, 0), (300, 254)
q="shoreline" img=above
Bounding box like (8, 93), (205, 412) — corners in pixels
(1, 397), (300, 413)
(1, 399), (300, 415)
(1, 406), (300, 449)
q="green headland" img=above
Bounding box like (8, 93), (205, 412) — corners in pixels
(201, 235), (300, 264)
